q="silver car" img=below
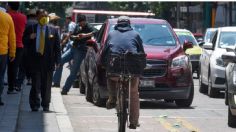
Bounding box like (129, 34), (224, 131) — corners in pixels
(199, 27), (236, 97)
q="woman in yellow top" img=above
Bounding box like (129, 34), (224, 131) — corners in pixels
(0, 9), (16, 106)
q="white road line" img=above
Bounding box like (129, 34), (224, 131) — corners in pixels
(76, 115), (226, 119)
(52, 88), (74, 132)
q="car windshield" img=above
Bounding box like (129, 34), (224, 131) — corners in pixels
(204, 30), (216, 43)
(109, 24), (176, 46)
(219, 32), (236, 48)
(175, 31), (198, 45)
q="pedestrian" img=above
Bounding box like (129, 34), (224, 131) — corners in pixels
(52, 15), (76, 88)
(101, 16), (145, 129)
(16, 8), (37, 91)
(6, 2), (27, 94)
(61, 14), (97, 95)
(0, 6), (16, 105)
(48, 13), (61, 34)
(23, 9), (61, 111)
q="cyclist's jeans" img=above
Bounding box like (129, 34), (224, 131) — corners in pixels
(107, 77), (140, 125)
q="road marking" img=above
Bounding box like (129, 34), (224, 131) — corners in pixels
(155, 116), (180, 132)
(176, 117), (200, 132)
(52, 88), (74, 132)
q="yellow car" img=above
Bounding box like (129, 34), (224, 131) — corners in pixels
(174, 29), (202, 78)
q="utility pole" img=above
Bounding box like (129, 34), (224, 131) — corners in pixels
(176, 2), (180, 28)
(229, 2), (232, 26)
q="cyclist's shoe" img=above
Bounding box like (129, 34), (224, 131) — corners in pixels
(106, 98), (116, 109)
(129, 123), (140, 129)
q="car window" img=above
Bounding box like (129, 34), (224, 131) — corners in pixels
(204, 30), (216, 43)
(218, 32), (236, 48)
(175, 31), (198, 45)
(109, 24), (176, 46)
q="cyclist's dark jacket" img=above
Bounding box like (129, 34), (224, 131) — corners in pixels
(101, 22), (145, 65)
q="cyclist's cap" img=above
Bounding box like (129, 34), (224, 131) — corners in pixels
(117, 16), (130, 24)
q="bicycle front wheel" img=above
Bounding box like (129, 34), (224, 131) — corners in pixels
(118, 89), (127, 132)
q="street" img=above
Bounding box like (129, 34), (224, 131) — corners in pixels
(62, 73), (236, 132)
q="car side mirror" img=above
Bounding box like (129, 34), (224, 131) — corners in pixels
(222, 51), (236, 64)
(198, 41), (205, 47)
(183, 40), (193, 51)
(203, 43), (213, 50)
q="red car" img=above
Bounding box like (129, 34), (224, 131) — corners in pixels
(80, 18), (194, 107)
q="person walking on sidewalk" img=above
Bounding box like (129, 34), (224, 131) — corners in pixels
(0, 7), (16, 105)
(23, 9), (61, 111)
(61, 15), (97, 95)
(6, 2), (27, 94)
(52, 15), (76, 88)
(16, 9), (37, 91)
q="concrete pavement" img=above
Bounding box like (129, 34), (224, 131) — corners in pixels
(0, 84), (74, 132)
(0, 86), (22, 132)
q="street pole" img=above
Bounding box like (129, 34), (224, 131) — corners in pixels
(176, 2), (180, 28)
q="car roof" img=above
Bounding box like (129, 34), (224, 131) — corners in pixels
(173, 28), (191, 33)
(108, 18), (168, 24)
(218, 26), (236, 32)
(206, 28), (217, 32)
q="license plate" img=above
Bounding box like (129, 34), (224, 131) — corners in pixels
(140, 80), (155, 87)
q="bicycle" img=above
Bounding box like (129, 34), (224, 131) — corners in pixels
(106, 52), (146, 132)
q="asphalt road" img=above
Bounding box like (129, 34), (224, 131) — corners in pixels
(62, 72), (236, 132)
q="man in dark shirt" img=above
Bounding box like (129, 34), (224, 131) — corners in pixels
(61, 15), (96, 95)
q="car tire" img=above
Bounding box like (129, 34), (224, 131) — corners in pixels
(79, 76), (85, 94)
(208, 72), (219, 98)
(92, 76), (105, 106)
(196, 69), (200, 79)
(199, 67), (207, 93)
(225, 81), (229, 105)
(228, 106), (236, 128)
(85, 80), (93, 102)
(175, 82), (194, 107)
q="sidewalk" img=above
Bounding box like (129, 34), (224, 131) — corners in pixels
(0, 86), (22, 132)
(0, 84), (74, 132)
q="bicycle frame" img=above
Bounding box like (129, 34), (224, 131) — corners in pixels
(117, 74), (132, 132)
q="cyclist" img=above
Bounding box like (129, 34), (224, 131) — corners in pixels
(101, 16), (145, 129)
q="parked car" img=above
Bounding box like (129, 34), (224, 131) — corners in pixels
(80, 18), (194, 107)
(193, 33), (204, 43)
(174, 29), (202, 78)
(199, 27), (236, 97)
(222, 47), (236, 127)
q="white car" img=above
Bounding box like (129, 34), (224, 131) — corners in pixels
(199, 27), (236, 97)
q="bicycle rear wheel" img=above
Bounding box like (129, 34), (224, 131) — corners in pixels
(117, 88), (127, 132)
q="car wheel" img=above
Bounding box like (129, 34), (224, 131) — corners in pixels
(196, 69), (200, 79)
(92, 76), (105, 106)
(208, 72), (218, 98)
(228, 106), (236, 128)
(225, 90), (229, 105)
(85, 80), (93, 102)
(175, 82), (194, 107)
(199, 68), (207, 93)
(79, 76), (85, 94)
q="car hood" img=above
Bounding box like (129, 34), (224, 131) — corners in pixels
(185, 46), (202, 55)
(143, 44), (181, 60)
